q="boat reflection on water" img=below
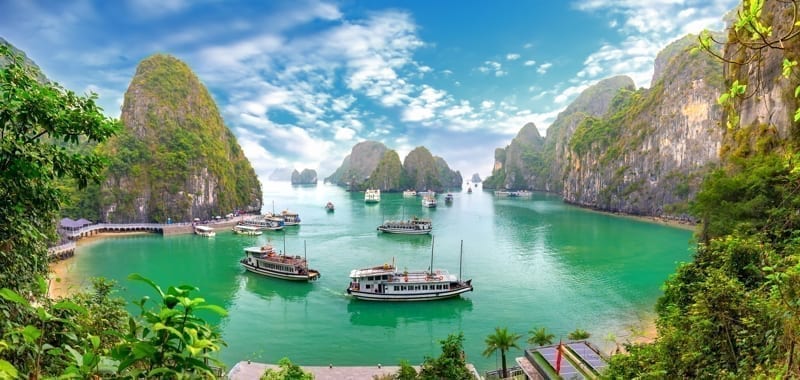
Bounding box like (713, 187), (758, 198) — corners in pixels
(242, 273), (314, 302)
(375, 231), (432, 248)
(346, 297), (473, 328)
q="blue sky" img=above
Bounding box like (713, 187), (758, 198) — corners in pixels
(0, 0), (737, 180)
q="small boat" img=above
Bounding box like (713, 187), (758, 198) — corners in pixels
(240, 216), (284, 231)
(377, 217), (432, 235)
(444, 193), (454, 203)
(422, 195), (437, 208)
(365, 189), (381, 203)
(240, 243), (320, 281)
(194, 225), (215, 237)
(467, 187), (472, 194)
(325, 202), (335, 212)
(494, 190), (511, 197)
(280, 210), (301, 226)
(402, 189), (417, 197)
(346, 239), (472, 301)
(232, 224), (262, 236)
(511, 190), (532, 197)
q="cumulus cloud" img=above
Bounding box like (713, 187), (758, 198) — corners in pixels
(537, 62), (553, 74)
(524, 60), (536, 66)
(506, 53), (520, 60)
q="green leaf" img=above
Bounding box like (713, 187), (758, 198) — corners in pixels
(194, 304), (228, 316)
(90, 335), (100, 350)
(131, 342), (156, 359)
(0, 288), (30, 307)
(65, 345), (83, 366)
(53, 300), (87, 315)
(21, 325), (42, 343)
(127, 273), (164, 299)
(0, 359), (19, 379)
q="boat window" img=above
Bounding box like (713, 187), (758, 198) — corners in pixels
(422, 285), (428, 290)
(393, 286), (398, 291)
(365, 284), (371, 289)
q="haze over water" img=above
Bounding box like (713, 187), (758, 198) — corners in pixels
(66, 181), (692, 372)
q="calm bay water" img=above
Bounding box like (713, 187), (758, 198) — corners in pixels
(66, 181), (692, 372)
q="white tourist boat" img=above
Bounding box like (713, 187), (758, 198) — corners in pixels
(346, 240), (472, 301)
(240, 216), (284, 231)
(422, 195), (437, 208)
(365, 189), (381, 203)
(194, 225), (215, 237)
(402, 189), (417, 197)
(444, 193), (454, 203)
(240, 243), (320, 281)
(377, 217), (432, 235)
(232, 224), (262, 236)
(280, 210), (301, 226)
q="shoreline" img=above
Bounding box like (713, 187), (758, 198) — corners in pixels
(48, 231), (154, 299)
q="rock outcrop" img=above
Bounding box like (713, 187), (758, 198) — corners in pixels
(325, 141), (388, 187)
(485, 34), (724, 220)
(291, 169), (317, 185)
(365, 150), (405, 191)
(98, 54), (262, 222)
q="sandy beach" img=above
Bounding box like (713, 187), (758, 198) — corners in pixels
(47, 231), (154, 299)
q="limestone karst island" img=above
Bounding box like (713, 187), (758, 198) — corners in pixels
(2, 0), (800, 379)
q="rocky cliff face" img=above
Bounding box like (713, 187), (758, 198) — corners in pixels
(325, 141), (388, 187)
(291, 169), (318, 185)
(562, 35), (723, 219)
(485, 35), (724, 220)
(366, 150), (404, 191)
(99, 54), (262, 222)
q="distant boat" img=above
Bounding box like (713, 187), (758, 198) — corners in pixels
(422, 195), (437, 208)
(194, 225), (215, 237)
(325, 201), (335, 212)
(467, 187), (472, 194)
(444, 193), (454, 203)
(346, 239), (472, 301)
(377, 217), (432, 235)
(240, 242), (320, 281)
(495, 190), (532, 198)
(365, 189), (381, 203)
(402, 189), (417, 197)
(232, 224), (262, 236)
(280, 210), (301, 226)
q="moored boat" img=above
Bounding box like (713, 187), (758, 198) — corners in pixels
(444, 193), (454, 203)
(232, 224), (262, 236)
(325, 201), (335, 212)
(377, 217), (432, 235)
(280, 210), (301, 226)
(240, 215), (284, 231)
(402, 189), (417, 197)
(365, 189), (381, 203)
(467, 187), (472, 194)
(240, 244), (320, 281)
(346, 240), (472, 301)
(422, 195), (437, 208)
(194, 225), (215, 237)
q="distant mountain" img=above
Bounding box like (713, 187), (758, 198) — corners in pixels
(325, 141), (388, 187)
(94, 54), (262, 222)
(327, 141), (461, 192)
(291, 169), (317, 185)
(470, 173), (481, 183)
(269, 167), (293, 181)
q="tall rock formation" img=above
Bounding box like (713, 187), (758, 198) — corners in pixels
(99, 54), (262, 222)
(291, 169), (317, 185)
(434, 156), (463, 189)
(485, 34), (724, 220)
(324, 141), (388, 188)
(366, 150), (405, 191)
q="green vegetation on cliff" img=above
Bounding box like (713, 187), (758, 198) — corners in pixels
(366, 150), (405, 191)
(403, 146), (443, 191)
(92, 54), (261, 222)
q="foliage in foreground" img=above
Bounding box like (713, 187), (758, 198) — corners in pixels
(0, 274), (228, 379)
(260, 357), (314, 380)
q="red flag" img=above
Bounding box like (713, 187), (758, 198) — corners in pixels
(555, 341), (562, 375)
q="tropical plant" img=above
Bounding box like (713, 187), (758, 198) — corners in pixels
(109, 273), (228, 378)
(527, 326), (555, 347)
(567, 328), (590, 340)
(482, 327), (522, 379)
(261, 357), (314, 380)
(418, 332), (472, 380)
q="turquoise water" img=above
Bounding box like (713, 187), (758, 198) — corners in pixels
(65, 181), (693, 373)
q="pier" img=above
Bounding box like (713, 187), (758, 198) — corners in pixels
(57, 216), (257, 241)
(228, 361), (482, 380)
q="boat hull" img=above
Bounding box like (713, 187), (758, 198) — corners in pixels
(377, 227), (431, 235)
(240, 260), (320, 281)
(346, 283), (472, 301)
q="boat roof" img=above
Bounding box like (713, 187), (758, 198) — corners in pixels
(235, 225), (259, 231)
(195, 225), (213, 231)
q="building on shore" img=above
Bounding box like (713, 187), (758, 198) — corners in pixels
(507, 340), (607, 380)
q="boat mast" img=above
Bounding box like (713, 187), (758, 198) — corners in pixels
(304, 240), (307, 264)
(283, 229), (287, 256)
(459, 239), (463, 281)
(430, 236), (435, 274)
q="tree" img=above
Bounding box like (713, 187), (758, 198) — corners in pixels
(567, 328), (590, 340)
(418, 332), (472, 380)
(527, 326), (555, 347)
(260, 357), (314, 380)
(0, 44), (119, 293)
(482, 327), (521, 379)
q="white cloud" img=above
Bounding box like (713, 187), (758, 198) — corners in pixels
(481, 100), (495, 109)
(334, 127), (356, 141)
(506, 53), (520, 61)
(127, 0), (190, 18)
(537, 62), (553, 74)
(524, 60), (536, 66)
